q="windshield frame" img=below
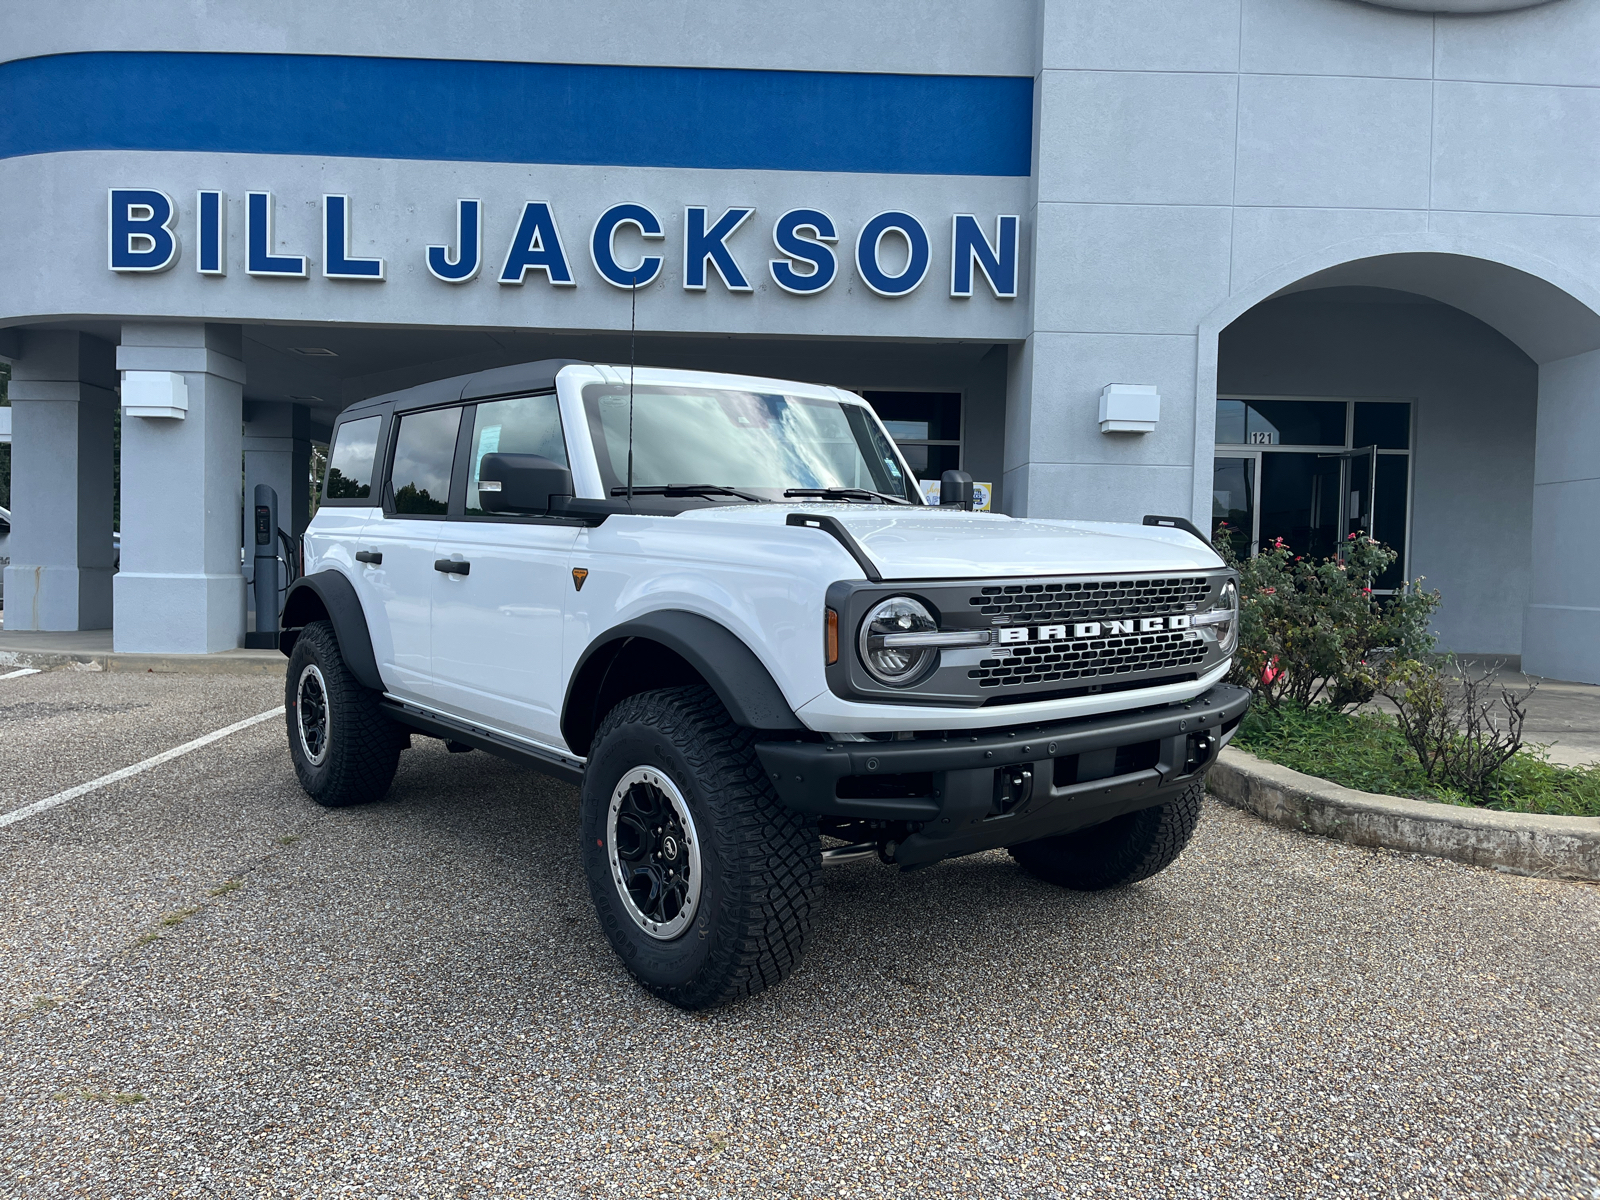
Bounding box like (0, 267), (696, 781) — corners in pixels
(576, 380), (924, 504)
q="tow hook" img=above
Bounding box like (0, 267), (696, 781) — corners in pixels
(990, 764), (1033, 818)
(1185, 730), (1216, 773)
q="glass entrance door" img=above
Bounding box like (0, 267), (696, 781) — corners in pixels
(1215, 397), (1412, 588)
(1259, 452), (1344, 561)
(1211, 456), (1256, 560)
(1339, 445), (1376, 542)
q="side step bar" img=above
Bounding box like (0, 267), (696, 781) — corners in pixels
(379, 697), (587, 786)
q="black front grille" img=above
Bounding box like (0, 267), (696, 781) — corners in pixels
(969, 629), (1209, 690)
(968, 576), (1210, 624)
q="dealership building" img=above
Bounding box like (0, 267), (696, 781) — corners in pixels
(3, 0), (1599, 680)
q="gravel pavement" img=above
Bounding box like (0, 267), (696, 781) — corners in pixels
(3, 664), (1598, 1198)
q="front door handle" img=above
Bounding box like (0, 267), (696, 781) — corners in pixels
(434, 558), (470, 576)
(355, 550), (382, 565)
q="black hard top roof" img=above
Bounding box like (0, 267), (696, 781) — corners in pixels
(339, 358), (586, 420)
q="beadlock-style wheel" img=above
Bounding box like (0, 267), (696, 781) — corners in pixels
(606, 766), (703, 940)
(284, 619), (404, 808)
(295, 662), (330, 767)
(580, 685), (819, 1008)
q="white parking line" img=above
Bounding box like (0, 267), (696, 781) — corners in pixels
(1, 667), (42, 679)
(0, 706), (286, 829)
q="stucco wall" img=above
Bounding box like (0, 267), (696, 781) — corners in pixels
(1008, 0), (1600, 536)
(1219, 290), (1538, 656)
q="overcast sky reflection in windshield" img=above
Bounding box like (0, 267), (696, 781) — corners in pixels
(581, 384), (913, 498)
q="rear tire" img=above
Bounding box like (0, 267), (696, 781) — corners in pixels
(1009, 780), (1205, 890)
(581, 685), (819, 1010)
(285, 620), (404, 808)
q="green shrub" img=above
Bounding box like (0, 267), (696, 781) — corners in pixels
(1215, 527), (1439, 711)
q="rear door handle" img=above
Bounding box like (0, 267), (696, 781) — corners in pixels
(434, 558), (470, 576)
(355, 550), (382, 565)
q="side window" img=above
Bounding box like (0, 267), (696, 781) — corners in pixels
(324, 415), (382, 500)
(860, 390), (962, 482)
(388, 406), (462, 516)
(465, 393), (567, 515)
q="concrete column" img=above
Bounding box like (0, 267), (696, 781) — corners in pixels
(1006, 0), (1230, 522)
(242, 401), (311, 632)
(1, 331), (117, 630)
(113, 323), (246, 653)
(1004, 331), (1206, 523)
(1523, 348), (1600, 683)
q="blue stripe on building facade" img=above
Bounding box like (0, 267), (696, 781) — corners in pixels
(0, 52), (1034, 177)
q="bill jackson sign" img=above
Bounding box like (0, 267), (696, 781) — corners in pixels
(107, 189), (1021, 299)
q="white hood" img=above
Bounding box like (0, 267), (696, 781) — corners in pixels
(677, 505), (1223, 579)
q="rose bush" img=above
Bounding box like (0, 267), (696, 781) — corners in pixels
(1216, 526), (1439, 710)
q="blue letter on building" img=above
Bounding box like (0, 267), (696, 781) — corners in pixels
(108, 188), (178, 273)
(951, 214), (1018, 299)
(769, 209), (837, 295)
(591, 203), (663, 289)
(429, 199), (483, 283)
(499, 202), (574, 286)
(197, 190), (225, 275)
(323, 194), (385, 280)
(246, 192), (307, 277)
(856, 211), (929, 297)
(683, 206), (754, 292)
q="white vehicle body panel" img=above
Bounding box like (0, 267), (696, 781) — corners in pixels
(565, 513), (853, 730)
(671, 505), (1222, 580)
(343, 511), (440, 704)
(430, 520), (580, 746)
(796, 658), (1233, 733)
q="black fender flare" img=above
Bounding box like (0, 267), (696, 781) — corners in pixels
(278, 571), (384, 692)
(562, 610), (803, 755)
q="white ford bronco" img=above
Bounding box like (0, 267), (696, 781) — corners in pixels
(279, 360), (1249, 1009)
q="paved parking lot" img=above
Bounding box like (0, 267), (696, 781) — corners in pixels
(2, 665), (1598, 1198)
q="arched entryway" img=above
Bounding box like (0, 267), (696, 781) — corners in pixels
(1195, 238), (1600, 683)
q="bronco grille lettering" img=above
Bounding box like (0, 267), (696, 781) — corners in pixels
(999, 613), (1193, 645)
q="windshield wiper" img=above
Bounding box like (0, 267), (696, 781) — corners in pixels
(610, 484), (768, 503)
(783, 487), (914, 506)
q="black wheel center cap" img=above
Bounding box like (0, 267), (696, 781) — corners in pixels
(661, 834), (680, 861)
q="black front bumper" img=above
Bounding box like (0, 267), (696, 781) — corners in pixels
(754, 683), (1252, 868)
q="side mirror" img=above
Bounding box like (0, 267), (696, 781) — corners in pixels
(478, 453), (573, 515)
(939, 469), (975, 511)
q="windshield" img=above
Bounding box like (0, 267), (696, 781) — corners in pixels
(581, 383), (919, 501)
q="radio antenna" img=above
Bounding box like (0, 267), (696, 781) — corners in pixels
(626, 270), (638, 502)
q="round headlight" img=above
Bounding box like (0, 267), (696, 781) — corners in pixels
(1215, 579), (1239, 655)
(858, 596), (939, 687)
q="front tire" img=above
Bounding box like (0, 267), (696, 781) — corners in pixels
(285, 620), (404, 808)
(1009, 780), (1205, 890)
(581, 685), (819, 1010)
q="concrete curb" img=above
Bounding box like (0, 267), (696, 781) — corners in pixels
(0, 647), (285, 677)
(1208, 746), (1600, 882)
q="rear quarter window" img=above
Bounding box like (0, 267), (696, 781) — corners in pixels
(324, 415), (383, 501)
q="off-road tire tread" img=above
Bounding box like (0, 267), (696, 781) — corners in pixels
(585, 684), (819, 1009)
(286, 620), (403, 808)
(1009, 779), (1204, 891)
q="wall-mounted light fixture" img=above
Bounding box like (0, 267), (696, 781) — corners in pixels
(122, 371), (189, 420)
(1099, 384), (1159, 434)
